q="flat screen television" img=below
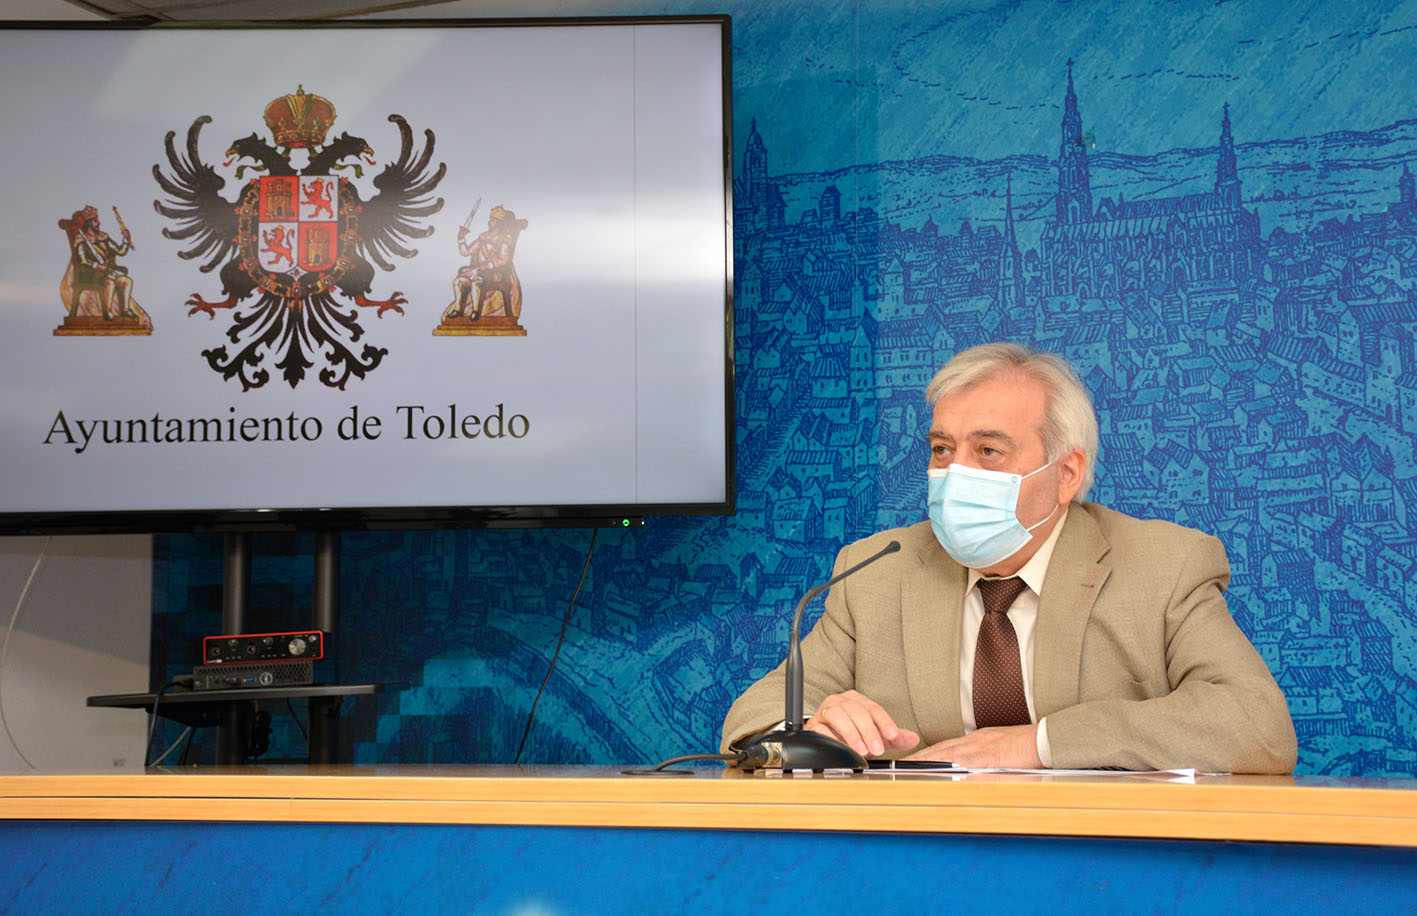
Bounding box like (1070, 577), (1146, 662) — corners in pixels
(0, 16), (734, 534)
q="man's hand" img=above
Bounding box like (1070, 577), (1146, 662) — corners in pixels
(804, 690), (919, 757)
(904, 724), (1042, 769)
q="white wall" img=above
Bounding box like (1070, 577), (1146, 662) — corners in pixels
(0, 536), (151, 770)
(0, 3), (151, 773)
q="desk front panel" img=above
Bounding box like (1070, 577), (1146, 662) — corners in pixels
(1, 819), (1414, 916)
(2, 766), (1416, 915)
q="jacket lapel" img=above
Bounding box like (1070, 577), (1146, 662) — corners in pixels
(900, 530), (967, 743)
(1033, 505), (1112, 717)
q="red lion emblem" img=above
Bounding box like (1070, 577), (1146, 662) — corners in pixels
(303, 179), (334, 219)
(261, 226), (294, 267)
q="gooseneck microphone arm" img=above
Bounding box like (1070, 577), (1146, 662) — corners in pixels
(731, 538), (903, 772)
(784, 539), (902, 732)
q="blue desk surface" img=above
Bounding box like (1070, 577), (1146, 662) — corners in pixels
(1, 766), (1414, 916)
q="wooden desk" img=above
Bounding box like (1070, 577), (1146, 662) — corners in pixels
(0, 765), (1414, 846)
(1, 766), (1414, 915)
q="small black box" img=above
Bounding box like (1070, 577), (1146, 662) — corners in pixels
(191, 660), (314, 691)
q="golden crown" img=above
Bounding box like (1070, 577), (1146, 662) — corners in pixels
(263, 86), (336, 149)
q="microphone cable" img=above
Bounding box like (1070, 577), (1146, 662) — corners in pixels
(621, 752), (747, 777)
(513, 527), (598, 764)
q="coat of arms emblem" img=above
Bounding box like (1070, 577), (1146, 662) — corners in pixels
(153, 86), (445, 389)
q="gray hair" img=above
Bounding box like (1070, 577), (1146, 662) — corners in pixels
(925, 342), (1098, 500)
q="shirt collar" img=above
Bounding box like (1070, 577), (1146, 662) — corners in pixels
(967, 506), (1070, 596)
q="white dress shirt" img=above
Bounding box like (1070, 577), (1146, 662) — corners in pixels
(959, 506), (1068, 767)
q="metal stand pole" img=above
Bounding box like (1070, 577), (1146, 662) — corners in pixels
(308, 530), (341, 764)
(216, 533), (251, 766)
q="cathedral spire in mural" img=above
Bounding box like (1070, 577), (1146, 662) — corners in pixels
(1216, 103), (1241, 208)
(1057, 59), (1092, 224)
(744, 118), (768, 205)
(999, 173), (1023, 311)
(736, 118), (784, 235)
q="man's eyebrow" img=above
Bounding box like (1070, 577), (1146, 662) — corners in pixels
(965, 429), (1018, 445)
(926, 428), (1019, 445)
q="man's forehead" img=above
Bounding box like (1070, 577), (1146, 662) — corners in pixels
(930, 372), (1048, 435)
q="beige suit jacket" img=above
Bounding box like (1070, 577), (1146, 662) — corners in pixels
(721, 503), (1298, 774)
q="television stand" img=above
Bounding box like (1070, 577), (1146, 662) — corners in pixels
(86, 683), (382, 764)
(98, 529), (361, 765)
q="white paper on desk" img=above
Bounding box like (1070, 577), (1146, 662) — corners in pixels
(977, 767), (1197, 782)
(861, 765), (1197, 782)
(858, 767), (967, 779)
(860, 764), (965, 776)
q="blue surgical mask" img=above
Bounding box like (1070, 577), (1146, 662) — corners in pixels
(927, 462), (1058, 569)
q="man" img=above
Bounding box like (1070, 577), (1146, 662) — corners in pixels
(59, 205), (135, 320)
(445, 205), (528, 321)
(722, 342), (1297, 773)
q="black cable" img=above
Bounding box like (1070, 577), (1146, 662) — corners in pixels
(178, 727), (197, 766)
(286, 697), (308, 741)
(621, 753), (745, 777)
(249, 709), (273, 758)
(513, 528), (598, 764)
(144, 679), (187, 767)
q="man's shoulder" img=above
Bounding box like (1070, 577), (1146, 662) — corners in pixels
(833, 521), (947, 588)
(1075, 502), (1221, 555)
(842, 521), (936, 556)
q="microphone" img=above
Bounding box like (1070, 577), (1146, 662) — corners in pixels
(733, 539), (902, 772)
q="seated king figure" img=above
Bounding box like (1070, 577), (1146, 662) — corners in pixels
(722, 342), (1297, 774)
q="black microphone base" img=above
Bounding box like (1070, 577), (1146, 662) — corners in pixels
(732, 728), (868, 773)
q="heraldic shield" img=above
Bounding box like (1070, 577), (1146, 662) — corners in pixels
(242, 174), (353, 297)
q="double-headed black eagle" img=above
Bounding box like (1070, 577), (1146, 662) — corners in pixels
(153, 113), (445, 390)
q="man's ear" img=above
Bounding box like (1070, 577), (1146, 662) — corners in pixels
(1056, 448), (1086, 504)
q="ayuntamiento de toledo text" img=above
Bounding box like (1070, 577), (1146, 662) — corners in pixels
(43, 404), (530, 454)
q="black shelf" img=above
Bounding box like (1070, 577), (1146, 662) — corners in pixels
(88, 684), (382, 757)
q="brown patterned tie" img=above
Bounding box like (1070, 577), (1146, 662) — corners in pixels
(973, 576), (1032, 728)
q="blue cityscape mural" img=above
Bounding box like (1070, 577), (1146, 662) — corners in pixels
(152, 0), (1417, 776)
